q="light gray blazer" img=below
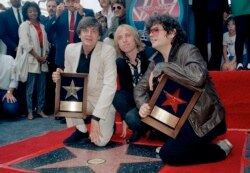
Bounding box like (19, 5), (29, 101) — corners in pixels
(64, 42), (117, 120)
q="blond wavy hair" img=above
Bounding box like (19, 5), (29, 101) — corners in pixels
(114, 24), (145, 57)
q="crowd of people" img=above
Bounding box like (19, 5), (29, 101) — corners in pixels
(1, 0), (249, 166)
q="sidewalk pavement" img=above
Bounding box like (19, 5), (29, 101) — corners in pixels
(0, 115), (66, 147)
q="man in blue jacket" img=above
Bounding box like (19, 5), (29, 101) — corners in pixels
(0, 0), (23, 58)
(46, 0), (94, 69)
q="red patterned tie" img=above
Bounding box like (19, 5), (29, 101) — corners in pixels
(69, 11), (75, 43)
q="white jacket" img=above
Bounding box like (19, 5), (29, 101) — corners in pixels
(17, 20), (49, 73)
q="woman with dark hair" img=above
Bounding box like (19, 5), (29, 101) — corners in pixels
(134, 14), (232, 165)
(17, 1), (49, 120)
(22, 2), (41, 22)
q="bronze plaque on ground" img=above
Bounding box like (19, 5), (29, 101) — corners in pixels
(54, 73), (88, 118)
(141, 75), (202, 138)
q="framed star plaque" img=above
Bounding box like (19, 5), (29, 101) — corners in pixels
(141, 74), (202, 138)
(54, 72), (88, 118)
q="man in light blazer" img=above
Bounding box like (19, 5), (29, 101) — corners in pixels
(52, 17), (117, 147)
(46, 0), (94, 69)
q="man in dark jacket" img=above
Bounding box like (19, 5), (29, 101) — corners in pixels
(134, 14), (232, 165)
(192, 0), (229, 70)
(46, 0), (94, 68)
(0, 0), (23, 58)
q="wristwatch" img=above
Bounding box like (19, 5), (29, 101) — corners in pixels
(92, 115), (100, 121)
(7, 90), (12, 94)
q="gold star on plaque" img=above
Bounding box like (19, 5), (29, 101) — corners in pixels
(62, 80), (82, 100)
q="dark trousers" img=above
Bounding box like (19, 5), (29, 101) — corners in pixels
(45, 46), (56, 114)
(0, 89), (19, 119)
(234, 14), (250, 65)
(112, 90), (136, 121)
(113, 90), (148, 132)
(159, 119), (227, 165)
(125, 108), (142, 131)
(15, 82), (27, 115)
(194, 10), (224, 70)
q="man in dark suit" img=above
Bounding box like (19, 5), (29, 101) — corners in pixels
(40, 0), (59, 116)
(46, 0), (94, 69)
(0, 0), (23, 58)
(192, 0), (229, 70)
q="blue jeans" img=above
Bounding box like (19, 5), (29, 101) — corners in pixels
(26, 72), (46, 113)
(235, 14), (250, 65)
(0, 89), (19, 118)
(159, 119), (227, 165)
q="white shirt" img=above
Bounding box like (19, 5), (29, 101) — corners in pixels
(100, 6), (114, 29)
(12, 6), (23, 24)
(223, 32), (247, 57)
(0, 54), (18, 90)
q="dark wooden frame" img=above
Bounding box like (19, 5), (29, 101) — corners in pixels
(54, 73), (88, 118)
(141, 75), (202, 138)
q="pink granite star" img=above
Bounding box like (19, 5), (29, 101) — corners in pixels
(38, 144), (161, 173)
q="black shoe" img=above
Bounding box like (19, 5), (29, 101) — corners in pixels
(55, 116), (64, 120)
(60, 118), (66, 124)
(148, 129), (157, 141)
(149, 129), (168, 141)
(113, 123), (116, 135)
(63, 129), (89, 145)
(126, 130), (144, 144)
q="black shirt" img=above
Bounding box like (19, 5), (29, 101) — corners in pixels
(76, 47), (94, 73)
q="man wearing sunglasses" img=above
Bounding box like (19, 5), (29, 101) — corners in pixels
(107, 0), (126, 39)
(134, 13), (232, 166)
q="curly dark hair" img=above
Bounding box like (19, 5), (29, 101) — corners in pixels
(22, 1), (41, 22)
(146, 14), (186, 59)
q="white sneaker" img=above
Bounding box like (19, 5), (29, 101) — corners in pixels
(217, 139), (233, 156)
(247, 63), (250, 70)
(156, 146), (161, 154)
(237, 63), (244, 70)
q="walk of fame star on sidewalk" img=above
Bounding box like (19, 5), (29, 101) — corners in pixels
(37, 143), (161, 173)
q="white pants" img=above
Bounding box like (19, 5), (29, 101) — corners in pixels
(66, 101), (116, 147)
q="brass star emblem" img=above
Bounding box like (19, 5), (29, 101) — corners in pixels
(62, 80), (82, 100)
